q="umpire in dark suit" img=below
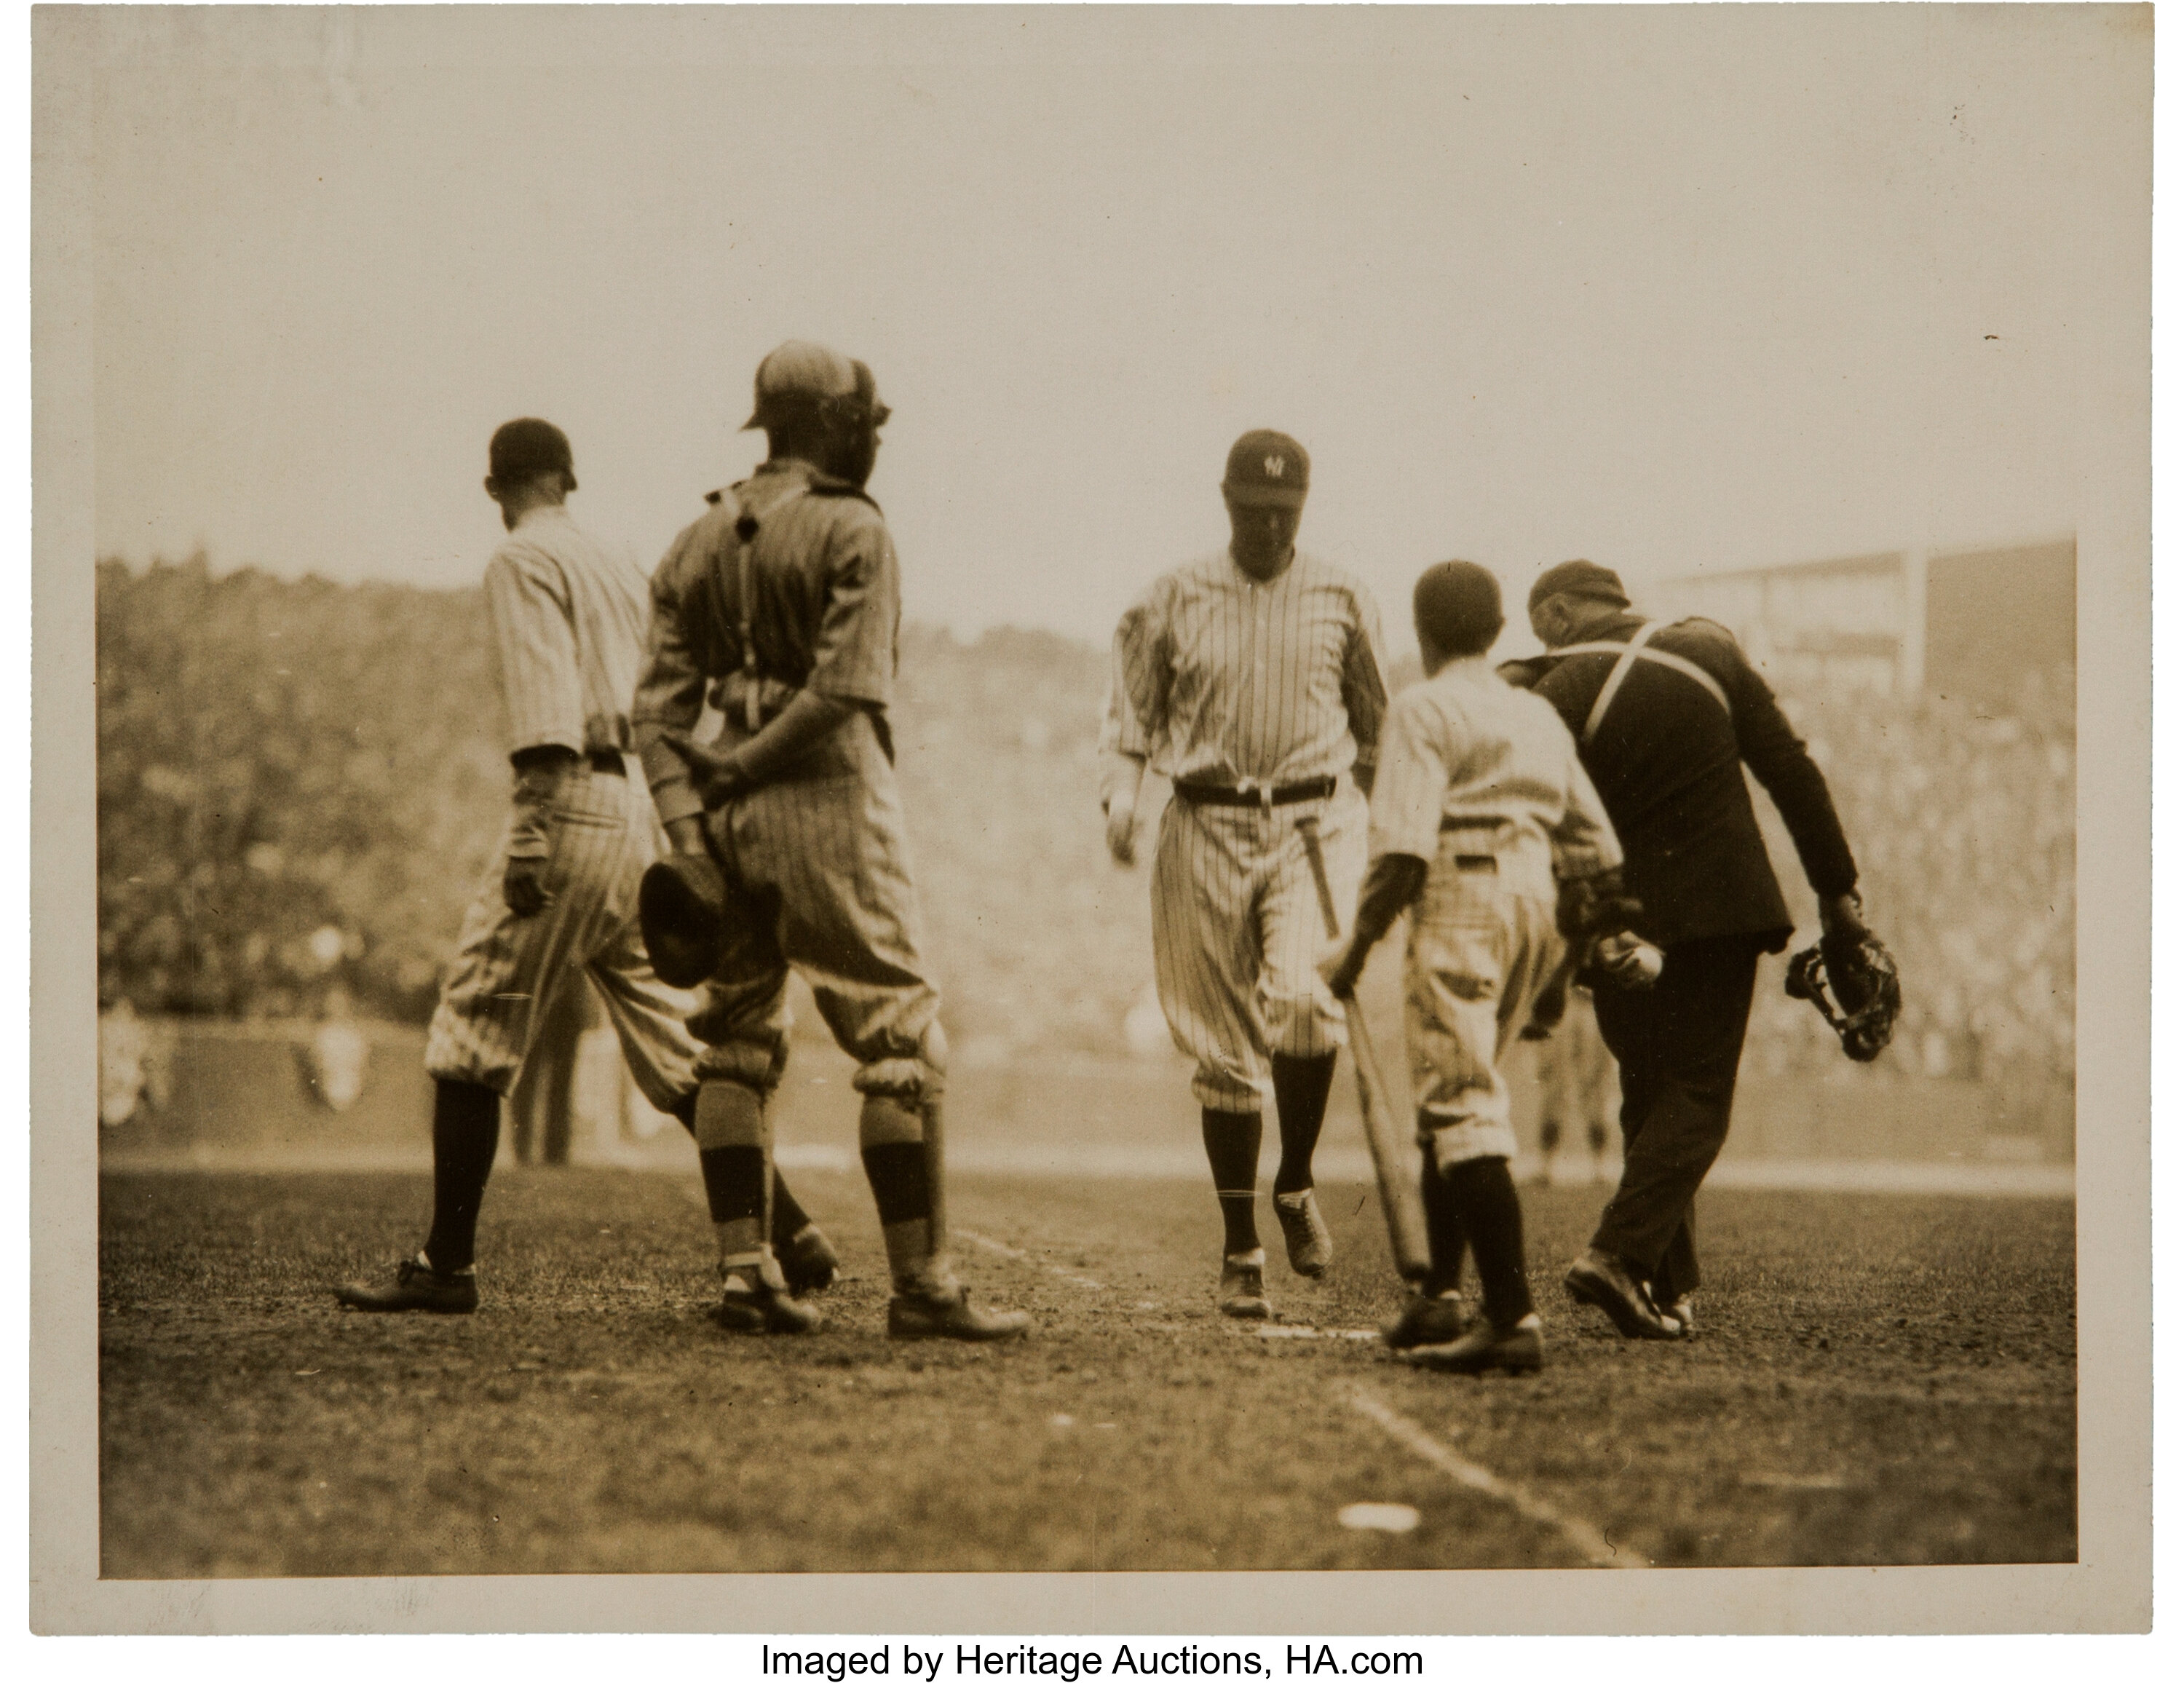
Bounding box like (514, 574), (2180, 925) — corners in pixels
(1521, 560), (1868, 1339)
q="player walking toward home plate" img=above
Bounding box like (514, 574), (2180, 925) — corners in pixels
(1101, 430), (1388, 1320)
(336, 419), (837, 1315)
(1319, 561), (1644, 1373)
(631, 341), (1027, 1342)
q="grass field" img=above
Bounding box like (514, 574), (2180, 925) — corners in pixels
(98, 1163), (2076, 1577)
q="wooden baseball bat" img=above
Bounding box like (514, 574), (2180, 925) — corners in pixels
(1296, 817), (1433, 1284)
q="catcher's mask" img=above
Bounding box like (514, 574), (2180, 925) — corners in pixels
(1784, 932), (1902, 1064)
(638, 854), (728, 990)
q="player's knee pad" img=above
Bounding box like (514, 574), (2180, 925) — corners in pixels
(694, 1077), (769, 1151)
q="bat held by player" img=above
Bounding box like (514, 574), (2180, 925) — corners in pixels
(1296, 816), (1433, 1285)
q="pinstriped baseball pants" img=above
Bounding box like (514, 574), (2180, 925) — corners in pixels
(1150, 791), (1364, 1114)
(687, 713), (943, 1089)
(424, 761), (700, 1111)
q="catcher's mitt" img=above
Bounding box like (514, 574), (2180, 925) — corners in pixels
(638, 852), (728, 989)
(1784, 932), (1902, 1063)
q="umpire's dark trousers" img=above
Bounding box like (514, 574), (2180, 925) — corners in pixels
(1586, 933), (1765, 1302)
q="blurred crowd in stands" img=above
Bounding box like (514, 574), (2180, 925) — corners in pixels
(96, 559), (2073, 1097)
(1752, 663), (2075, 1090)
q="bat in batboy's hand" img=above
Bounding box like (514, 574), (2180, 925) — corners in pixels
(1297, 816), (1433, 1285)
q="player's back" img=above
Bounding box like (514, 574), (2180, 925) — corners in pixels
(489, 506), (652, 748)
(1389, 658), (1605, 898)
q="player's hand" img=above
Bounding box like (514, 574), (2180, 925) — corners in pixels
(1593, 931), (1663, 989)
(1318, 935), (1365, 1000)
(1103, 796), (1137, 867)
(502, 855), (550, 918)
(1522, 971), (1570, 1039)
(661, 729), (752, 809)
(1818, 891), (1870, 943)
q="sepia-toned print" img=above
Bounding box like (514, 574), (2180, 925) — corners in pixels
(33, 3), (2151, 1636)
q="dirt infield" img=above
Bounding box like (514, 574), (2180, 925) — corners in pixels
(97, 1165), (2075, 1576)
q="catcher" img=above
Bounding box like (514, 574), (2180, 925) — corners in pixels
(630, 341), (1028, 1343)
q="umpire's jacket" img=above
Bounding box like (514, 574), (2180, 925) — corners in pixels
(1524, 615), (1859, 952)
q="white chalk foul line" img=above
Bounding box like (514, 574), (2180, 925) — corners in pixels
(1346, 1382), (1645, 1569)
(1257, 1326), (1380, 1342)
(955, 1228), (1107, 1291)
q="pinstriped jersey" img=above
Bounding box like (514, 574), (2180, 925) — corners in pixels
(1368, 655), (1622, 898)
(1101, 550), (1387, 786)
(633, 459), (901, 825)
(483, 505), (652, 759)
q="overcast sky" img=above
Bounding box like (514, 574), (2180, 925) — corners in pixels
(85, 6), (2138, 647)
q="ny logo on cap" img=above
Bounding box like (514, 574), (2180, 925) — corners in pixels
(1264, 456), (1286, 478)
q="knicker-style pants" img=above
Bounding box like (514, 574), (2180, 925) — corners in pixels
(688, 712), (944, 1098)
(1402, 843), (1565, 1172)
(425, 759), (700, 1111)
(1150, 790), (1363, 1114)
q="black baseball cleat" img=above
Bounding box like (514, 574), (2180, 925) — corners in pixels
(1381, 1291), (1468, 1350)
(1563, 1248), (1682, 1340)
(1216, 1249), (1273, 1320)
(887, 1283), (1031, 1342)
(716, 1277), (823, 1335)
(1273, 1189), (1334, 1278)
(780, 1224), (840, 1295)
(1403, 1317), (1546, 1375)
(336, 1254), (480, 1315)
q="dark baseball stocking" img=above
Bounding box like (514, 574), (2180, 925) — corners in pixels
(1444, 1155), (1535, 1330)
(423, 1077), (502, 1274)
(673, 1089), (813, 1247)
(1417, 1142), (1469, 1299)
(1270, 1050), (1337, 1195)
(1202, 1108), (1264, 1254)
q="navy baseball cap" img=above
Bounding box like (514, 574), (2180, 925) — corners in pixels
(488, 419), (574, 483)
(1222, 429), (1310, 507)
(1527, 558), (1629, 612)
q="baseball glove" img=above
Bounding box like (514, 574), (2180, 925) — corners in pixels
(638, 852), (729, 989)
(1784, 931), (1902, 1063)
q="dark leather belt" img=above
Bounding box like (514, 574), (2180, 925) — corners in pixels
(1451, 855), (1497, 872)
(1440, 815), (1508, 832)
(587, 750), (628, 777)
(1172, 775), (1337, 809)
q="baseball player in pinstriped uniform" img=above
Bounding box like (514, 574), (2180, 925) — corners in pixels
(1318, 561), (1637, 1374)
(1101, 430), (1387, 1320)
(337, 419), (836, 1314)
(630, 341), (1028, 1342)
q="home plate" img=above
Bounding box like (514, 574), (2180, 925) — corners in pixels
(1257, 1326), (1380, 1341)
(1338, 1502), (1420, 1533)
